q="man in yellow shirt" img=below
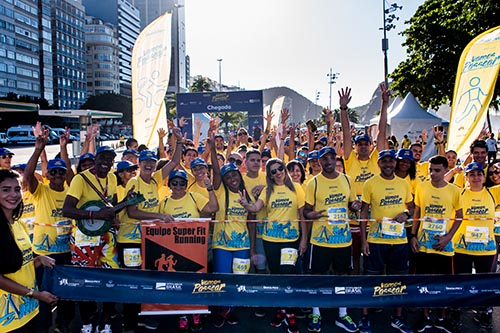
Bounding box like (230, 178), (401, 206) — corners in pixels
(410, 155), (463, 333)
(304, 146), (359, 333)
(359, 149), (414, 333)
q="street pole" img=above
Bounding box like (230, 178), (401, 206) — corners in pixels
(382, 0), (389, 88)
(327, 68), (339, 110)
(217, 59), (223, 91)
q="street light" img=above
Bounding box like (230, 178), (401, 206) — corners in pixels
(217, 58), (223, 91)
(173, 3), (184, 93)
(381, 1), (402, 87)
(315, 90), (321, 105)
(327, 68), (340, 110)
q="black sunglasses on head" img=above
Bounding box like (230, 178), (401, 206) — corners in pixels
(270, 165), (284, 175)
(49, 169), (66, 176)
(228, 158), (242, 166)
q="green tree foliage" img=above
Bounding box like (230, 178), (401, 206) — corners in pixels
(390, 0), (500, 110)
(190, 77), (212, 92)
(208, 112), (246, 134)
(80, 93), (132, 123)
(320, 108), (359, 124)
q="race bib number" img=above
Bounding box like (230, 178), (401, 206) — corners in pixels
(56, 219), (72, 236)
(328, 207), (347, 226)
(123, 248), (142, 267)
(422, 218), (446, 235)
(280, 248), (298, 266)
(465, 226), (489, 244)
(381, 218), (404, 237)
(232, 258), (250, 274)
(74, 228), (100, 247)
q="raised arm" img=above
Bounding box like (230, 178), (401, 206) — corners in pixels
(157, 127), (167, 159)
(339, 87), (353, 158)
(160, 126), (183, 180)
(59, 128), (75, 185)
(24, 129), (49, 193)
(208, 132), (222, 190)
(376, 83), (389, 152)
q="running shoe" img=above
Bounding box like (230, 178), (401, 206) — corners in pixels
(335, 315), (358, 333)
(307, 314), (321, 332)
(177, 316), (189, 332)
(415, 315), (433, 332)
(191, 314), (202, 331)
(358, 316), (371, 333)
(284, 313), (299, 333)
(390, 316), (413, 333)
(271, 310), (286, 327)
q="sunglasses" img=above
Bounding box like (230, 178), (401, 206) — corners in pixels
(1, 154), (13, 159)
(270, 165), (284, 175)
(171, 180), (187, 186)
(237, 132), (247, 136)
(488, 170), (500, 176)
(228, 158), (242, 166)
(124, 168), (137, 173)
(49, 169), (66, 176)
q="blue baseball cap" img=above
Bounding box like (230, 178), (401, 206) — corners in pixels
(354, 134), (371, 144)
(261, 149), (272, 158)
(190, 157), (208, 169)
(294, 158), (307, 167)
(47, 158), (68, 170)
(11, 163), (26, 171)
(220, 163), (239, 177)
(284, 137), (300, 146)
(116, 160), (138, 172)
(378, 149), (396, 160)
(319, 136), (328, 144)
(197, 145), (206, 154)
(139, 150), (157, 162)
(79, 152), (95, 162)
(319, 146), (337, 158)
(0, 148), (14, 156)
(464, 162), (484, 173)
(96, 146), (116, 157)
(168, 170), (188, 181)
(307, 150), (320, 160)
(396, 149), (413, 162)
(122, 149), (139, 157)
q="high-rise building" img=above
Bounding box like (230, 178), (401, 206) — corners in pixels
(0, 0), (42, 100)
(39, 0), (54, 105)
(132, 0), (187, 93)
(85, 16), (120, 96)
(51, 0), (87, 109)
(83, 0), (140, 96)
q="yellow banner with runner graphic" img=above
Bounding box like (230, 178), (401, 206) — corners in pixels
(448, 26), (500, 157)
(132, 11), (172, 148)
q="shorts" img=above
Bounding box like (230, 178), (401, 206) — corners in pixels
(309, 244), (352, 274)
(454, 253), (497, 274)
(415, 252), (453, 275)
(263, 239), (299, 275)
(363, 242), (409, 275)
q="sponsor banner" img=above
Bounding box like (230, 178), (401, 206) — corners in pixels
(140, 219), (209, 314)
(43, 267), (500, 308)
(131, 11), (172, 149)
(448, 26), (500, 157)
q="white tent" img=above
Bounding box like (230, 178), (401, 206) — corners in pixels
(389, 92), (442, 143)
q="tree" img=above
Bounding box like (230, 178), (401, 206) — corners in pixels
(390, 0), (500, 110)
(320, 108), (359, 125)
(208, 112), (246, 134)
(80, 93), (132, 124)
(190, 76), (212, 92)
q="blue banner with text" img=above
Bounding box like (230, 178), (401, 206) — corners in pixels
(43, 266), (500, 308)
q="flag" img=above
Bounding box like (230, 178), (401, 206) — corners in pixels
(132, 12), (172, 148)
(448, 26), (500, 157)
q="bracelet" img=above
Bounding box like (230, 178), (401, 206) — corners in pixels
(25, 288), (35, 297)
(340, 106), (348, 111)
(434, 141), (444, 145)
(176, 142), (184, 145)
(206, 186), (214, 191)
(408, 233), (417, 239)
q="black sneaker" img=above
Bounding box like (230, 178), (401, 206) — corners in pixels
(284, 313), (299, 333)
(190, 314), (202, 331)
(291, 307), (306, 319)
(271, 310), (286, 327)
(225, 311), (239, 325)
(473, 311), (493, 329)
(415, 315), (433, 332)
(435, 318), (460, 333)
(213, 313), (225, 328)
(254, 308), (267, 317)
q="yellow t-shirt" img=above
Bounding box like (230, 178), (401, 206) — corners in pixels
(306, 173), (355, 248)
(262, 182), (305, 243)
(345, 149), (379, 197)
(20, 190), (36, 242)
(31, 183), (71, 255)
(118, 171), (163, 244)
(362, 175), (413, 245)
(492, 184), (500, 236)
(400, 174), (420, 196)
(453, 187), (498, 256)
(187, 181), (209, 200)
(243, 173), (267, 239)
(160, 192), (207, 219)
(414, 181), (462, 256)
(214, 188), (251, 250)
(453, 172), (466, 188)
(416, 161), (429, 182)
(0, 221), (39, 331)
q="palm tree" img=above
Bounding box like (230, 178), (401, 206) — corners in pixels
(208, 112), (246, 134)
(190, 77), (212, 92)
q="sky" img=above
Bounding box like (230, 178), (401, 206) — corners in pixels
(184, 0), (426, 108)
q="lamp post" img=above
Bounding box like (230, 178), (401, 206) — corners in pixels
(217, 58), (223, 91)
(381, 1), (402, 87)
(173, 3), (184, 93)
(327, 68), (340, 110)
(315, 90), (321, 105)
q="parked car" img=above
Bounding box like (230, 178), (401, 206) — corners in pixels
(51, 128), (77, 142)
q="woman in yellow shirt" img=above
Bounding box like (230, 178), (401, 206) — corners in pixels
(0, 169), (58, 332)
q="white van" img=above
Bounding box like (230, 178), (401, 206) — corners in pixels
(6, 126), (36, 145)
(0, 132), (8, 146)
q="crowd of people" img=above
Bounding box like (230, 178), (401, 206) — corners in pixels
(0, 84), (499, 333)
